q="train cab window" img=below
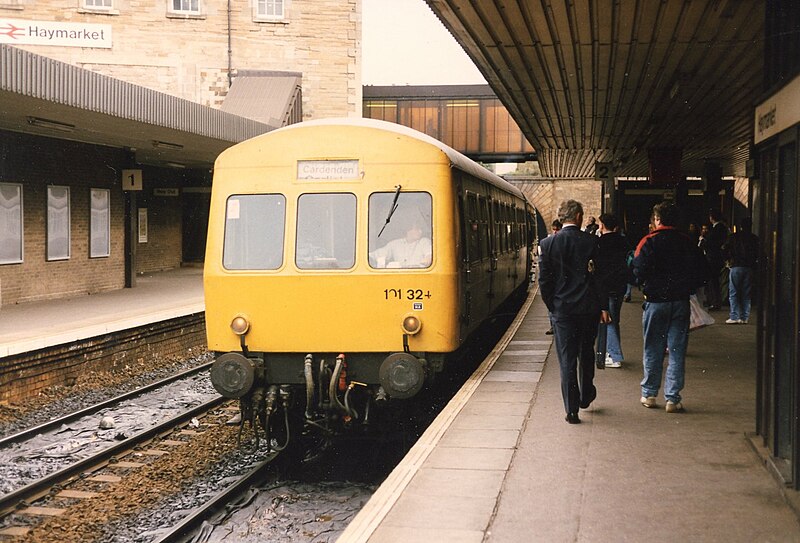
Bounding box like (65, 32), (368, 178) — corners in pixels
(369, 192), (432, 269)
(296, 193), (356, 269)
(223, 194), (285, 270)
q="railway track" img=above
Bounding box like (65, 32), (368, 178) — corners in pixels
(0, 362), (213, 448)
(0, 396), (226, 523)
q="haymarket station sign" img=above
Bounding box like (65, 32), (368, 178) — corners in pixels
(0, 18), (112, 48)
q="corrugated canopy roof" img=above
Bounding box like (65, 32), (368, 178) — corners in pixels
(425, 0), (765, 179)
(0, 44), (275, 168)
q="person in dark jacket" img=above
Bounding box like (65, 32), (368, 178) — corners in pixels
(596, 213), (630, 368)
(722, 217), (758, 324)
(539, 200), (611, 424)
(632, 202), (707, 413)
(704, 209), (729, 309)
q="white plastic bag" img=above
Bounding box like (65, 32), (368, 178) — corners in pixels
(689, 294), (714, 331)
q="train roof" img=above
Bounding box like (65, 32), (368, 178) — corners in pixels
(270, 117), (526, 200)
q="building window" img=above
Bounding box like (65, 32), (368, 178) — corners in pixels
(254, 0), (285, 21)
(170, 0), (200, 14)
(47, 185), (70, 261)
(90, 189), (110, 258)
(84, 0), (113, 9)
(0, 0), (23, 9)
(0, 183), (23, 265)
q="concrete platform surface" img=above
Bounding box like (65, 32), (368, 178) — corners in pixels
(0, 267), (203, 357)
(340, 289), (800, 543)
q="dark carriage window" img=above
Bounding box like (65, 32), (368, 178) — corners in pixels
(223, 194), (286, 270)
(466, 193), (480, 262)
(478, 196), (490, 259)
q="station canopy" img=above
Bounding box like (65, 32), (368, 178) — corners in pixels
(426, 0), (764, 179)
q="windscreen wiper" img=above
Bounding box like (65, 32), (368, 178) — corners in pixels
(378, 185), (402, 237)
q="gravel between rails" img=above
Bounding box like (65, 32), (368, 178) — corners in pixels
(0, 351), (213, 439)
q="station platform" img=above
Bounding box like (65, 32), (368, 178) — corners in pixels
(3, 270), (799, 540)
(339, 288), (800, 542)
(0, 267), (204, 358)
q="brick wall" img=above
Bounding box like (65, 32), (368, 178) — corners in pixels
(0, 132), (126, 305)
(14, 0), (361, 120)
(0, 313), (206, 404)
(510, 177), (603, 227)
(136, 195), (183, 273)
(0, 132), (196, 304)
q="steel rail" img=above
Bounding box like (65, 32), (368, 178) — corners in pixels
(0, 396), (226, 518)
(0, 361), (213, 448)
(152, 454), (279, 543)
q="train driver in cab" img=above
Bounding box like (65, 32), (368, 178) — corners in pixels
(371, 222), (432, 268)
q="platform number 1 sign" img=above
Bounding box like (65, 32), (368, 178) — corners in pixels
(122, 169), (143, 191)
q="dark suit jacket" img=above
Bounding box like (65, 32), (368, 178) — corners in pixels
(538, 225), (606, 315)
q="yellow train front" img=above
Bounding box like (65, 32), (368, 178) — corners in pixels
(205, 118), (533, 449)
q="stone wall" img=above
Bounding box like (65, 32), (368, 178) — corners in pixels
(11, 0), (362, 120)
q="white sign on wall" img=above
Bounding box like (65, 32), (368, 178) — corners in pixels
(754, 72), (800, 145)
(0, 18), (112, 48)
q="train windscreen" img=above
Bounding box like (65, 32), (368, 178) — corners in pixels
(368, 192), (432, 269)
(222, 194), (286, 270)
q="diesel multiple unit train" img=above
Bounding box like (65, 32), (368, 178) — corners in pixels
(205, 118), (539, 449)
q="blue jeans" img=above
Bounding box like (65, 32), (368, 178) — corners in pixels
(605, 295), (624, 361)
(728, 267), (752, 322)
(641, 299), (690, 403)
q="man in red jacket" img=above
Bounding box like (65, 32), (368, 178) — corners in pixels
(632, 202), (708, 413)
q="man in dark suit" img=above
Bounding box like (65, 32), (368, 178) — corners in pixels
(539, 200), (610, 424)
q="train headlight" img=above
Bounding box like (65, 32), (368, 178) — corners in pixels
(401, 314), (422, 335)
(230, 315), (250, 335)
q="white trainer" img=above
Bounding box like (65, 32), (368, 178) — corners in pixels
(666, 400), (684, 413)
(641, 396), (656, 408)
(605, 356), (622, 368)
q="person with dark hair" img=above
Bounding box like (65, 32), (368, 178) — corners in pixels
(722, 217), (759, 324)
(632, 202), (708, 413)
(596, 213), (630, 368)
(539, 199), (610, 424)
(704, 209), (729, 310)
(584, 216), (599, 235)
(543, 219), (563, 336)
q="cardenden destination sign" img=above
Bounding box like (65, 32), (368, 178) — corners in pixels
(297, 160), (360, 180)
(0, 18), (112, 48)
